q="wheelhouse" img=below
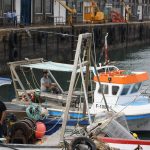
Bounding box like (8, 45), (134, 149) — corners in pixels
(97, 82), (142, 97)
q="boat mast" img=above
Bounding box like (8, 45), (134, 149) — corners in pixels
(60, 33), (92, 142)
(83, 35), (91, 115)
(104, 33), (109, 65)
(91, 33), (110, 111)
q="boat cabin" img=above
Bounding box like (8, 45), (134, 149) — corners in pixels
(90, 67), (149, 113)
(94, 65), (119, 75)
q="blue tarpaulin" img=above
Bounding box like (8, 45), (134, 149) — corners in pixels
(0, 77), (12, 86)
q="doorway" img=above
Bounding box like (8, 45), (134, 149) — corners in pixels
(21, 0), (31, 25)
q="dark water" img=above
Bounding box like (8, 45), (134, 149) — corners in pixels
(1, 45), (150, 139)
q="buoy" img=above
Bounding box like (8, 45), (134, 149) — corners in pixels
(35, 122), (46, 139)
(133, 133), (138, 139)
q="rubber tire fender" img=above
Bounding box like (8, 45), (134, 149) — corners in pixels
(69, 136), (96, 150)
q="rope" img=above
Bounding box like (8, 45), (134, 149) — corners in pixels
(26, 104), (91, 134)
(30, 30), (78, 38)
(92, 28), (97, 64)
(22, 96), (94, 136)
(0, 143), (19, 150)
(30, 68), (40, 89)
(21, 68), (33, 90)
(17, 113), (62, 134)
(26, 103), (46, 120)
(97, 44), (105, 65)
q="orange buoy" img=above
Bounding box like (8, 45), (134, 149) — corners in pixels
(35, 122), (46, 139)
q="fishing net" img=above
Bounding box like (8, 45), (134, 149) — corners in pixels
(87, 111), (134, 139)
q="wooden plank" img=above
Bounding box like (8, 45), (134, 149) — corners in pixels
(40, 92), (68, 102)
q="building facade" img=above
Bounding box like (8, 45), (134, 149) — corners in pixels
(0, 0), (55, 24)
(0, 0), (150, 25)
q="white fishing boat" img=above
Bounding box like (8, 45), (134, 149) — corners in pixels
(90, 33), (150, 132)
(90, 64), (150, 132)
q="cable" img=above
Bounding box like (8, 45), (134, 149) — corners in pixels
(30, 29), (78, 38)
(21, 68), (33, 90)
(30, 68), (40, 89)
(0, 143), (19, 150)
(92, 28), (96, 64)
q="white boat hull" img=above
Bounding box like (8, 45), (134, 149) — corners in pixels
(90, 99), (150, 132)
(114, 103), (150, 132)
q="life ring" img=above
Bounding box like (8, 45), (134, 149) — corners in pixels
(22, 93), (35, 102)
(69, 137), (96, 150)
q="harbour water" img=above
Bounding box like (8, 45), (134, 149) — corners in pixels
(1, 45), (150, 139)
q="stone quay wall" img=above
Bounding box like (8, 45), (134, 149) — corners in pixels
(0, 21), (150, 74)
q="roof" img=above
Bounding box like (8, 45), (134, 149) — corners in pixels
(0, 77), (12, 86)
(21, 61), (76, 72)
(93, 70), (149, 84)
(21, 61), (94, 73)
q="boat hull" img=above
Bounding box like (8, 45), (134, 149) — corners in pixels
(48, 108), (150, 132)
(127, 117), (150, 132)
(98, 137), (150, 150)
(6, 102), (150, 132)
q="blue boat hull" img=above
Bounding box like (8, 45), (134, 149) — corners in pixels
(40, 110), (92, 135)
(42, 109), (150, 135)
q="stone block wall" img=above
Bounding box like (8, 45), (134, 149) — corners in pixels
(0, 22), (150, 74)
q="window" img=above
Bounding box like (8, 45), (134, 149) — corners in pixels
(98, 67), (118, 74)
(45, 0), (53, 14)
(35, 0), (43, 13)
(77, 1), (83, 13)
(112, 86), (119, 95)
(121, 85), (131, 95)
(98, 68), (106, 73)
(84, 7), (91, 14)
(91, 81), (96, 91)
(3, 0), (12, 13)
(130, 82), (142, 94)
(98, 84), (108, 94)
(84, 2), (91, 14)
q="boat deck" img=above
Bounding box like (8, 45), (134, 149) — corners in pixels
(0, 127), (76, 150)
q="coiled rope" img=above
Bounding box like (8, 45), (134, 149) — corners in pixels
(26, 103), (46, 120)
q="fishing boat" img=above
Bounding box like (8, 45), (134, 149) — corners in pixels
(1, 33), (97, 149)
(7, 31), (150, 133)
(90, 65), (150, 132)
(89, 32), (150, 132)
(4, 32), (150, 149)
(0, 32), (129, 150)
